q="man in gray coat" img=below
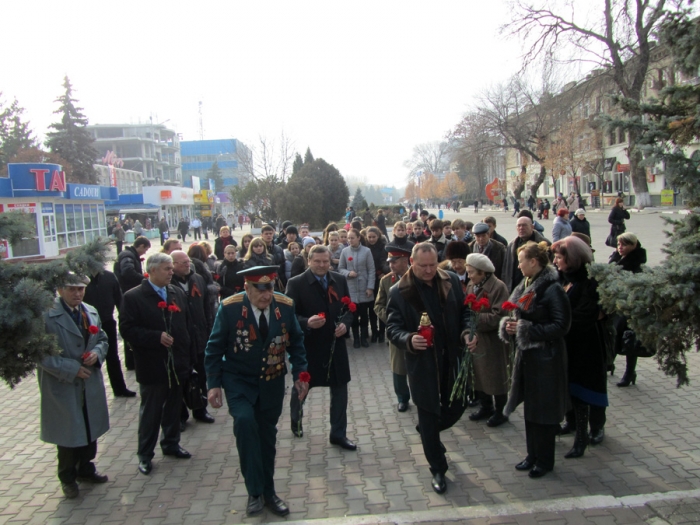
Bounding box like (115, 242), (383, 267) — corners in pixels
(39, 272), (110, 499)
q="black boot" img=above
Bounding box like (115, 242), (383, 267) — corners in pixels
(616, 371), (636, 387)
(565, 403), (590, 459)
(469, 392), (494, 421)
(352, 327), (360, 349)
(361, 326), (370, 348)
(371, 333), (378, 343)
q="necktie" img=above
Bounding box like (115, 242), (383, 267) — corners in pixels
(321, 277), (328, 291)
(159, 288), (167, 301)
(259, 310), (269, 341)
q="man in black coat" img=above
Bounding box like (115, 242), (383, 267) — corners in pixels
(84, 269), (135, 397)
(171, 250), (215, 429)
(386, 242), (474, 495)
(120, 253), (195, 476)
(285, 245), (356, 450)
(114, 235), (151, 370)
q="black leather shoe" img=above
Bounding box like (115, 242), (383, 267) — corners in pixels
(486, 412), (508, 427)
(590, 428), (605, 445)
(291, 422), (303, 438)
(194, 412), (215, 424)
(361, 338), (370, 348)
(246, 495), (264, 516)
(265, 494), (290, 516)
(353, 339), (361, 348)
(528, 466), (550, 478)
(469, 406), (495, 421)
(77, 472), (108, 483)
(431, 472), (447, 494)
(61, 481), (79, 499)
(163, 446), (191, 459)
(138, 460), (152, 475)
(515, 459), (534, 471)
(330, 437), (357, 451)
(397, 402), (409, 412)
(114, 389), (136, 398)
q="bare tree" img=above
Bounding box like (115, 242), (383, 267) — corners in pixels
(404, 141), (450, 180)
(502, 0), (675, 208)
(237, 132), (295, 184)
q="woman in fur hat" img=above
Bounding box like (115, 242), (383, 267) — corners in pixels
(500, 241), (571, 479)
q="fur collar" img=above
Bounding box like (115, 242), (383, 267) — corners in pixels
(397, 267), (453, 318)
(507, 264), (559, 307)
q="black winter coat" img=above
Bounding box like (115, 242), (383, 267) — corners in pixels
(560, 266), (608, 407)
(570, 216), (591, 238)
(608, 243), (646, 273)
(367, 240), (389, 289)
(84, 270), (122, 327)
(218, 259), (245, 299)
(608, 206), (630, 231)
(172, 270), (212, 354)
(285, 270), (354, 388)
(120, 281), (194, 385)
(386, 268), (470, 415)
(499, 265), (571, 424)
(114, 246), (144, 292)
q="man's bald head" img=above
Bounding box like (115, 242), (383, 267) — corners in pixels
(170, 250), (191, 277)
(516, 217), (534, 241)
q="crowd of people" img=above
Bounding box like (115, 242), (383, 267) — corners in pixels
(36, 200), (648, 516)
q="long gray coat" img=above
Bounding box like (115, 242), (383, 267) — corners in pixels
(39, 298), (110, 447)
(338, 245), (375, 304)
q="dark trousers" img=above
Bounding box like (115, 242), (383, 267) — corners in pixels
(102, 321), (128, 394)
(180, 230), (188, 242)
(478, 391), (507, 412)
(393, 373), (410, 403)
(416, 396), (466, 475)
(290, 383), (348, 440)
(193, 227), (201, 240)
(137, 383), (183, 461)
(123, 340), (135, 370)
(181, 352), (209, 421)
(57, 441), (97, 484)
(115, 241), (123, 254)
(351, 303), (371, 339)
(228, 393), (282, 498)
(160, 232), (167, 246)
(524, 420), (560, 471)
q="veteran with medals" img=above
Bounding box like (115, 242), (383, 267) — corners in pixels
(204, 266), (308, 518)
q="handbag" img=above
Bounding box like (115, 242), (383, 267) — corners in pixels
(622, 329), (656, 358)
(183, 370), (206, 410)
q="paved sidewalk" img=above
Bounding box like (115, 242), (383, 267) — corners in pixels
(1, 335), (699, 524)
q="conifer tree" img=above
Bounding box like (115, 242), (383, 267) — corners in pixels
(304, 147), (314, 164)
(292, 153), (303, 174)
(590, 10), (700, 386)
(0, 95), (37, 172)
(45, 76), (99, 184)
(208, 160), (225, 192)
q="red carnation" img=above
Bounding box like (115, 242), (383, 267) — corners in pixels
(168, 303), (181, 313)
(341, 296), (351, 305)
(348, 302), (357, 313)
(88, 325), (99, 335)
(140, 257), (145, 261)
(318, 312), (326, 318)
(501, 301), (518, 311)
(464, 293), (477, 306)
(471, 297), (491, 312)
(81, 352), (91, 361)
(213, 274), (220, 281)
(143, 272), (149, 278)
(157, 301), (168, 309)
(299, 371), (311, 383)
(348, 257), (353, 261)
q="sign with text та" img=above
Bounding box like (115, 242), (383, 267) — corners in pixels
(8, 163), (67, 196)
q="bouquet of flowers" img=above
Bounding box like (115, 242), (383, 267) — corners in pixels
(158, 300), (182, 387)
(325, 296), (356, 380)
(501, 301), (518, 390)
(450, 294), (489, 406)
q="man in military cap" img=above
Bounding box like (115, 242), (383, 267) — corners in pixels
(205, 266), (308, 518)
(374, 244), (412, 412)
(40, 272), (110, 499)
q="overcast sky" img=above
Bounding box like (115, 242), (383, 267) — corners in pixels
(4, 0), (526, 188)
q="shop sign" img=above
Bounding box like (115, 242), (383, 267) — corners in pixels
(661, 189), (674, 206)
(8, 163), (66, 196)
(41, 203), (53, 213)
(69, 184), (101, 199)
(7, 202), (37, 213)
(616, 164), (630, 173)
(161, 190), (172, 200)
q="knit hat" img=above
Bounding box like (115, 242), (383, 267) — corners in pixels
(575, 209), (586, 216)
(286, 226), (299, 236)
(466, 253), (495, 273)
(302, 237), (316, 248)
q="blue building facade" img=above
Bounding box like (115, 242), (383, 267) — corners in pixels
(180, 139), (249, 190)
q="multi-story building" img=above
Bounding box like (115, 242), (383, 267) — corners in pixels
(86, 123), (182, 187)
(94, 164), (143, 196)
(502, 41), (699, 207)
(180, 138), (250, 190)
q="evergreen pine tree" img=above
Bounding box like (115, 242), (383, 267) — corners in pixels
(590, 10), (700, 386)
(0, 228), (110, 388)
(0, 95), (37, 172)
(351, 187), (367, 210)
(208, 160), (225, 192)
(45, 76), (99, 185)
(304, 147), (314, 164)
(292, 153), (303, 174)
